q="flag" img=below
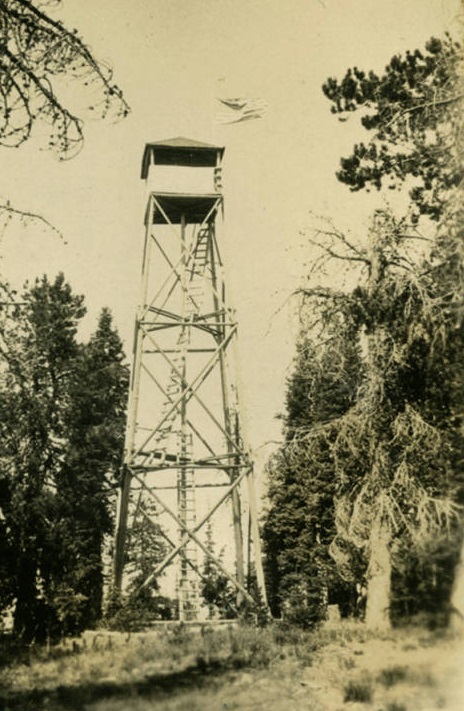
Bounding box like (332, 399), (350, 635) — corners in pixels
(214, 97), (268, 125)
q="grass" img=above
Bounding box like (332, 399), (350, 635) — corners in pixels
(0, 621), (460, 711)
(343, 675), (373, 703)
(377, 665), (409, 687)
(0, 624), (282, 701)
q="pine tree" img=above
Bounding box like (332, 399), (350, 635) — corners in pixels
(48, 307), (129, 633)
(298, 213), (462, 630)
(0, 274), (85, 639)
(104, 497), (172, 629)
(200, 520), (236, 619)
(262, 309), (363, 625)
(0, 279), (129, 639)
(322, 34), (463, 222)
(321, 35), (464, 627)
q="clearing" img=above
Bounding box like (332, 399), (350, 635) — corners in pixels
(0, 621), (463, 710)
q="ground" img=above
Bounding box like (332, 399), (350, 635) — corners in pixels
(0, 621), (463, 710)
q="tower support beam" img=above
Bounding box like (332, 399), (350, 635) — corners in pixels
(113, 138), (267, 620)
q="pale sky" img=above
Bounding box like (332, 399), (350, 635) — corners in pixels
(0, 0), (461, 481)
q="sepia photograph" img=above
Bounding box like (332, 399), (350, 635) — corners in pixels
(0, 1), (463, 709)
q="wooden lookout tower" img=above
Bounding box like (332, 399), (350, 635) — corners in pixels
(113, 138), (267, 620)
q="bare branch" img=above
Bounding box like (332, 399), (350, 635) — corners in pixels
(0, 0), (130, 156)
(384, 92), (464, 130)
(0, 199), (64, 240)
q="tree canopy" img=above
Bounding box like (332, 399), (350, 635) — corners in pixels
(263, 33), (464, 629)
(0, 3), (132, 640)
(0, 275), (128, 639)
(263, 310), (363, 625)
(322, 34), (463, 221)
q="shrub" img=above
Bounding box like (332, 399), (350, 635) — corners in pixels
(104, 590), (176, 632)
(378, 665), (408, 687)
(343, 676), (373, 703)
(386, 703), (407, 711)
(280, 574), (326, 630)
(227, 625), (279, 669)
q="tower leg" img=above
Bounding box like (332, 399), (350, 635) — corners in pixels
(112, 190), (268, 619)
(113, 467), (131, 592)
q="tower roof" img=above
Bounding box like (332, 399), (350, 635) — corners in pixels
(141, 137), (225, 178)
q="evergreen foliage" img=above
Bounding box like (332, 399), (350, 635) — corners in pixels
(265, 207), (463, 629)
(318, 213), (462, 629)
(104, 496), (174, 631)
(0, 275), (129, 640)
(322, 34), (462, 221)
(200, 520), (236, 619)
(320, 33), (464, 625)
(122, 497), (168, 597)
(264, 33), (463, 628)
(48, 305), (129, 633)
(263, 313), (363, 624)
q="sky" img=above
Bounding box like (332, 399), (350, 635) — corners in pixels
(0, 0), (461, 484)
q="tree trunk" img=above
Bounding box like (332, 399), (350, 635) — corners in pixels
(13, 554), (41, 642)
(365, 518), (391, 632)
(363, 217), (392, 633)
(451, 538), (464, 629)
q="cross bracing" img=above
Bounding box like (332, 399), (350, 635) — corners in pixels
(113, 187), (267, 621)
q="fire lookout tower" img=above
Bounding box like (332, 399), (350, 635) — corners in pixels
(113, 138), (267, 620)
